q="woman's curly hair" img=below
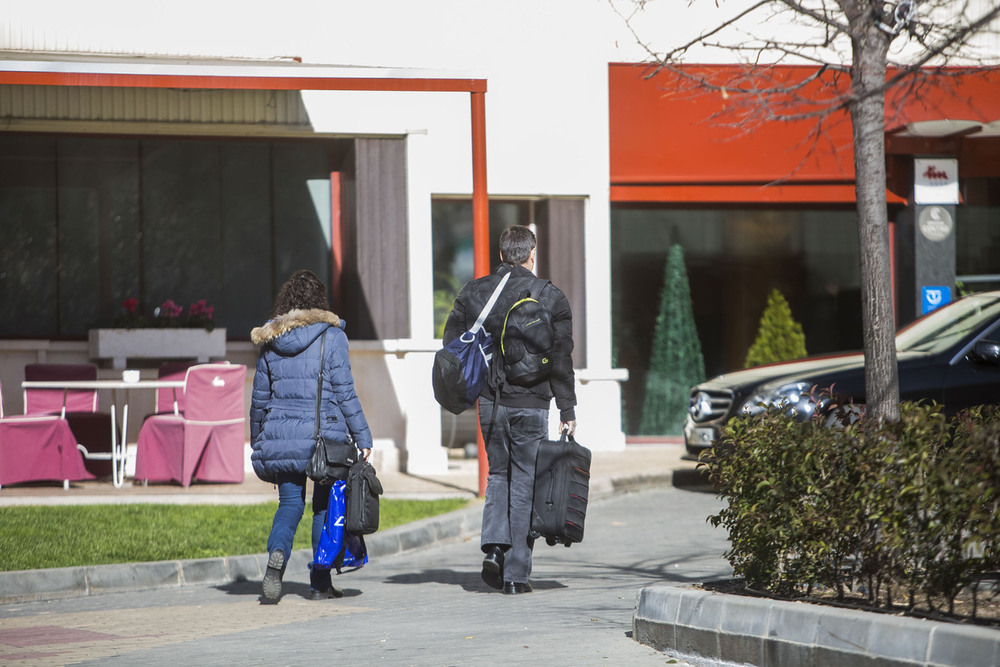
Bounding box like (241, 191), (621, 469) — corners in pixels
(272, 269), (330, 316)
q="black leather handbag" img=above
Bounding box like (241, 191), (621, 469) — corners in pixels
(346, 459), (383, 534)
(305, 334), (358, 484)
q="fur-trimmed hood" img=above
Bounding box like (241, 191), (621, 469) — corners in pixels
(250, 309), (343, 352)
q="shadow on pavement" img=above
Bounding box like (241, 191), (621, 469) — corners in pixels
(382, 567), (569, 594)
(214, 579), (365, 601)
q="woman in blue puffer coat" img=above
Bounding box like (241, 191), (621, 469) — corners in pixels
(250, 269), (372, 603)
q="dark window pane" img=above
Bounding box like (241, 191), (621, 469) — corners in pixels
(141, 140), (223, 317)
(271, 142), (333, 292)
(431, 199), (530, 335)
(0, 135), (58, 336)
(221, 142), (274, 336)
(57, 137), (140, 334)
(956, 204), (1000, 293)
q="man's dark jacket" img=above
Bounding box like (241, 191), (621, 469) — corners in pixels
(443, 263), (576, 422)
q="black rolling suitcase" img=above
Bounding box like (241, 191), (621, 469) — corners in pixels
(530, 431), (591, 546)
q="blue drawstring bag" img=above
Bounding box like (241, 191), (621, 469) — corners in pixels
(314, 480), (368, 572)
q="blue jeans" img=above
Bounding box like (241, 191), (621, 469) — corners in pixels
(266, 472), (330, 562)
(478, 402), (547, 583)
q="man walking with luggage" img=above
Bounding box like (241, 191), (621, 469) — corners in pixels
(442, 225), (577, 595)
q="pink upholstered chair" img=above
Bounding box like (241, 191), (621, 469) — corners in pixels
(23, 363), (114, 479)
(0, 380), (94, 490)
(23, 363), (99, 416)
(155, 360), (197, 415)
(134, 363), (247, 486)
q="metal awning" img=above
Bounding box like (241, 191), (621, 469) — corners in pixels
(0, 53), (486, 93)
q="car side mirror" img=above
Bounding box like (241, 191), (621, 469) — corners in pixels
(970, 339), (1000, 365)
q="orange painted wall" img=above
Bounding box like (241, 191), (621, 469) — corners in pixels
(609, 63), (1000, 204)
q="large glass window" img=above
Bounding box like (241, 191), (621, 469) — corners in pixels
(431, 198), (534, 337)
(611, 206), (862, 434)
(0, 134), (347, 339)
(956, 177), (1000, 294)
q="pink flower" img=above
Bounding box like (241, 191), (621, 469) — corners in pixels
(160, 299), (183, 318)
(123, 298), (138, 314)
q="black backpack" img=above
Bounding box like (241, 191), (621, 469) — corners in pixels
(496, 278), (555, 387)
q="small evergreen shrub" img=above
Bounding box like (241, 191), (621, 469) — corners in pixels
(744, 289), (807, 368)
(700, 399), (1000, 618)
(640, 244), (705, 435)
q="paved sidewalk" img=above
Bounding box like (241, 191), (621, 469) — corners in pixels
(0, 441), (688, 506)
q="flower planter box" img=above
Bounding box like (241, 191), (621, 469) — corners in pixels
(88, 328), (227, 369)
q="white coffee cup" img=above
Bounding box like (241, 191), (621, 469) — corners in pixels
(122, 369), (141, 383)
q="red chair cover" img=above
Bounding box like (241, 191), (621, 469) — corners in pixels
(23, 363), (113, 478)
(0, 380), (94, 487)
(23, 363), (99, 415)
(135, 364), (247, 486)
(155, 361), (197, 415)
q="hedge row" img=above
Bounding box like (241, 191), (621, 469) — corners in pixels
(700, 401), (1000, 616)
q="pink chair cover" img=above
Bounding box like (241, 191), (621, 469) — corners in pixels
(23, 363), (114, 478)
(23, 364), (99, 415)
(135, 364), (247, 486)
(0, 381), (94, 487)
(155, 361), (196, 415)
(133, 415), (186, 483)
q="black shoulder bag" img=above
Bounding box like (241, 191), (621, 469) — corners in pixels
(306, 333), (358, 484)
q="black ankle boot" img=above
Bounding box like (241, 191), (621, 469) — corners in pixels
(308, 564), (343, 600)
(262, 550), (286, 603)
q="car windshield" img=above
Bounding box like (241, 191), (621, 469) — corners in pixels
(895, 293), (1000, 354)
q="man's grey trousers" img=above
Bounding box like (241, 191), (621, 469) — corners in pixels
(477, 401), (547, 584)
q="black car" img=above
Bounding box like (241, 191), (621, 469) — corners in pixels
(684, 290), (1000, 458)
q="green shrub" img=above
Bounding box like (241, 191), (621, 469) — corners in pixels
(744, 289), (807, 368)
(640, 244), (705, 435)
(700, 400), (1000, 617)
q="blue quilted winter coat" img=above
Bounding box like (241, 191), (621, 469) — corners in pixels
(249, 308), (373, 482)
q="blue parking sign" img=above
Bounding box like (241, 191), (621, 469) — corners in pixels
(921, 286), (952, 315)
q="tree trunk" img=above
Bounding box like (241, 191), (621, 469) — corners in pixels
(848, 13), (900, 422)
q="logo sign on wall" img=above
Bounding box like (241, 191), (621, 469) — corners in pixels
(914, 158), (959, 205)
(922, 286), (952, 315)
(918, 205), (954, 242)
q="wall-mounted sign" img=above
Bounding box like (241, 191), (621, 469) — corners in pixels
(914, 158), (959, 205)
(921, 286), (952, 315)
(918, 205), (954, 242)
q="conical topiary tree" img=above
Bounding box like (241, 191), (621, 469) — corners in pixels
(744, 288), (807, 368)
(640, 244), (705, 435)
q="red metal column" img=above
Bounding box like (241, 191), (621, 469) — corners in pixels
(329, 172), (343, 312)
(471, 90), (490, 497)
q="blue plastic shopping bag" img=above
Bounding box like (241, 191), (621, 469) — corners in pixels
(314, 480), (368, 572)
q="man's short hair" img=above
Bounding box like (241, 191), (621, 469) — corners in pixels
(499, 225), (536, 265)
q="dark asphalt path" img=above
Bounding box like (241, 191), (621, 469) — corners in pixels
(0, 485), (731, 666)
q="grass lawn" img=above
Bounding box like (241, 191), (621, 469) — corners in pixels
(0, 498), (471, 571)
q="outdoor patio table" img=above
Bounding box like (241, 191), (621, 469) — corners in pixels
(20, 379), (185, 488)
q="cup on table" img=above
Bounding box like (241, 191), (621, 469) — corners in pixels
(122, 369), (141, 383)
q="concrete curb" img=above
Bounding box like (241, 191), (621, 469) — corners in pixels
(633, 584), (1000, 667)
(0, 472), (668, 604)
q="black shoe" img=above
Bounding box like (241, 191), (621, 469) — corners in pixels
(503, 581), (533, 595)
(481, 546), (505, 590)
(262, 550), (285, 602)
(308, 586), (344, 600)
